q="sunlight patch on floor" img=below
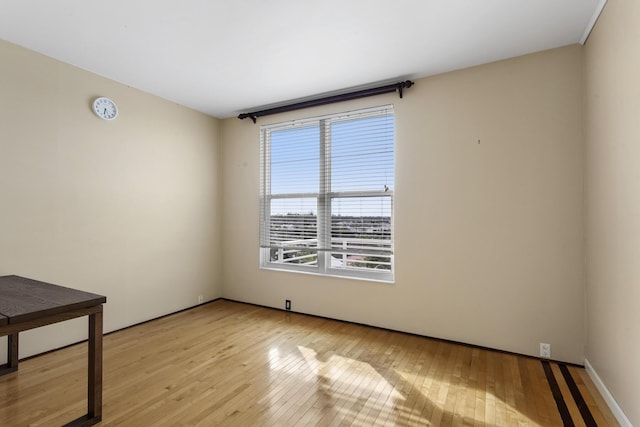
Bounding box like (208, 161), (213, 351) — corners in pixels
(394, 367), (541, 427)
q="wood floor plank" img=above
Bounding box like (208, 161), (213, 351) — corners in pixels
(397, 340), (436, 426)
(527, 358), (559, 426)
(0, 300), (619, 426)
(551, 362), (586, 427)
(571, 366), (619, 427)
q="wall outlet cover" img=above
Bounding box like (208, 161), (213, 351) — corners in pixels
(540, 343), (551, 358)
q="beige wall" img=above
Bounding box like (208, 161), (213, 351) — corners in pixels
(221, 45), (585, 363)
(584, 0), (640, 425)
(0, 40), (222, 361)
(0, 30), (599, 391)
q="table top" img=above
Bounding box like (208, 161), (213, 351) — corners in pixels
(0, 275), (106, 324)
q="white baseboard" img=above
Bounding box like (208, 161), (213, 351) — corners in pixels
(584, 358), (633, 427)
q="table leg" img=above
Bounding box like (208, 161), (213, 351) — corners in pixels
(61, 306), (104, 427)
(0, 333), (19, 375)
(88, 308), (103, 421)
(8, 333), (18, 370)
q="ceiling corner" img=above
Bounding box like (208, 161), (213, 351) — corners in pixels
(580, 0), (608, 44)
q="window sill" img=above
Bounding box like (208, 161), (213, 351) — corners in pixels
(260, 263), (395, 284)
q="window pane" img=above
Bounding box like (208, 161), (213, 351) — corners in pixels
(269, 198), (318, 246)
(268, 198), (318, 266)
(331, 115), (394, 193)
(330, 196), (392, 271)
(270, 125), (319, 195)
(269, 247), (318, 266)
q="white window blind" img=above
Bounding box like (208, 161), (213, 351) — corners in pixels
(260, 105), (394, 282)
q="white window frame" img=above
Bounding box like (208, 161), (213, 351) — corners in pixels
(260, 105), (395, 283)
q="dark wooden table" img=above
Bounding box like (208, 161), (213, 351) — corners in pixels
(0, 275), (106, 426)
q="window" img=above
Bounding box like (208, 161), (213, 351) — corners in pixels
(260, 105), (395, 282)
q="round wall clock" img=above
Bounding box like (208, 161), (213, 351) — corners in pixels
(92, 97), (118, 120)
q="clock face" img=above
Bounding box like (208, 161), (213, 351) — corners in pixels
(92, 97), (118, 120)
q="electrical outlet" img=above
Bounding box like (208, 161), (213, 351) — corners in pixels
(198, 295), (204, 304)
(540, 343), (551, 358)
(285, 300), (291, 311)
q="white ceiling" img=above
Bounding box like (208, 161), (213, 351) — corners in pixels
(0, 0), (605, 119)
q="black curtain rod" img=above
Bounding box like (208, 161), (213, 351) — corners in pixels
(238, 80), (414, 123)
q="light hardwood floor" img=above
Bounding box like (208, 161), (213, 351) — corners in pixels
(0, 300), (618, 426)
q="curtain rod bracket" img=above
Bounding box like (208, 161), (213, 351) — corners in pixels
(397, 80), (414, 98)
(238, 80), (414, 122)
